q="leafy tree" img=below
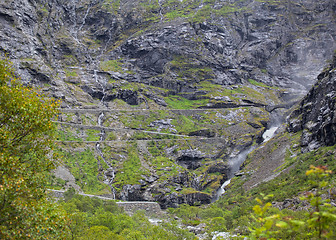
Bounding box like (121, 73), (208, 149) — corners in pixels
(248, 165), (336, 240)
(82, 226), (122, 240)
(62, 192), (197, 239)
(300, 165), (336, 239)
(0, 58), (69, 239)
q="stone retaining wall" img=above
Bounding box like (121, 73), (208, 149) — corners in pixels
(48, 189), (163, 217)
(117, 201), (162, 216)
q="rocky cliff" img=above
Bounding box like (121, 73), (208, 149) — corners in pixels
(288, 53), (336, 152)
(1, 0), (336, 208)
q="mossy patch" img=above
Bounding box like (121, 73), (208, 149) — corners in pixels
(100, 60), (123, 72)
(164, 95), (209, 109)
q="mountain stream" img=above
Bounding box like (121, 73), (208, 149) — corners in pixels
(212, 123), (280, 202)
(94, 70), (116, 199)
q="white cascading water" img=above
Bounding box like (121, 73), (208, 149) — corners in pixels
(211, 146), (255, 202)
(78, 1), (94, 32)
(94, 71), (116, 199)
(212, 122), (280, 202)
(262, 126), (279, 142)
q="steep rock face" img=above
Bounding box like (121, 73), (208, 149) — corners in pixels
(1, 0), (336, 206)
(114, 0), (336, 94)
(288, 54), (336, 151)
(1, 0), (335, 101)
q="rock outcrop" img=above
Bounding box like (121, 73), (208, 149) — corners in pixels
(288, 54), (336, 151)
(1, 0), (335, 100)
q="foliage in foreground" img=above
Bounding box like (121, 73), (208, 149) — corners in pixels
(61, 189), (196, 240)
(0, 58), (68, 239)
(249, 166), (336, 240)
(168, 147), (336, 239)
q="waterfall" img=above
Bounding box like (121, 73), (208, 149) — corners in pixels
(212, 121), (280, 202)
(262, 126), (278, 142)
(93, 70), (116, 199)
(94, 70), (107, 105)
(95, 111), (116, 199)
(211, 145), (255, 202)
(78, 1), (95, 32)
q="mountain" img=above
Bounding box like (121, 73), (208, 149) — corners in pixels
(1, 0), (336, 208)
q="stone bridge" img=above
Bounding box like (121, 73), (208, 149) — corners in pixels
(265, 101), (298, 112)
(48, 189), (163, 216)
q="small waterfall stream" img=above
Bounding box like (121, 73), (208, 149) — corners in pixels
(158, 0), (164, 21)
(94, 70), (116, 199)
(212, 122), (280, 202)
(63, 0), (117, 198)
(78, 1), (95, 32)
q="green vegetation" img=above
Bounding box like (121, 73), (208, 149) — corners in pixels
(197, 81), (273, 103)
(53, 102), (271, 201)
(56, 127), (82, 141)
(113, 145), (148, 191)
(164, 5), (195, 20)
(167, 145), (336, 239)
(61, 190), (196, 239)
(172, 115), (198, 134)
(248, 78), (269, 88)
(147, 141), (185, 179)
(65, 69), (78, 77)
(102, 0), (120, 14)
(142, 0), (245, 23)
(100, 59), (123, 72)
(62, 54), (78, 66)
(164, 95), (209, 109)
(58, 147), (109, 194)
(249, 166), (336, 239)
(105, 131), (117, 141)
(0, 58), (68, 239)
(170, 56), (214, 82)
(5, 0), (336, 238)
(86, 129), (101, 141)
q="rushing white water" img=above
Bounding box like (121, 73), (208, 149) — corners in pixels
(227, 146), (256, 179)
(262, 126), (278, 142)
(212, 179), (231, 202)
(94, 70), (106, 104)
(212, 122), (280, 201)
(211, 145), (255, 202)
(158, 1), (164, 21)
(78, 1), (94, 32)
(148, 218), (163, 225)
